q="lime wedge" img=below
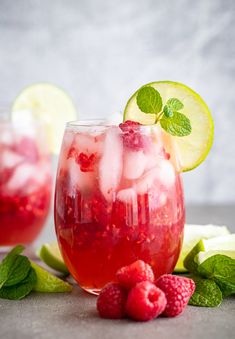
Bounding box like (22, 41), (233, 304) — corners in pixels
(12, 83), (77, 154)
(184, 234), (235, 273)
(38, 242), (69, 275)
(174, 224), (230, 272)
(30, 261), (72, 293)
(124, 81), (214, 171)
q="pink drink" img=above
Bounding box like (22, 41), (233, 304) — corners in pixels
(55, 121), (185, 294)
(0, 120), (52, 246)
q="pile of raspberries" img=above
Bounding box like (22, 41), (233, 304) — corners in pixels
(96, 260), (195, 322)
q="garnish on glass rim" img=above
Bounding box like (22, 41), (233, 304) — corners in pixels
(136, 86), (192, 137)
(123, 81), (214, 172)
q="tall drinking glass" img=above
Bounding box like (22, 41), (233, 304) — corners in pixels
(55, 120), (185, 294)
(0, 110), (52, 248)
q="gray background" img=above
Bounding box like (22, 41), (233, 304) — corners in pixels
(0, 0), (235, 204)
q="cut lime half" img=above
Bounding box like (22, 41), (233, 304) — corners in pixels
(12, 83), (77, 154)
(174, 224), (230, 272)
(184, 233), (235, 273)
(38, 242), (69, 275)
(124, 81), (214, 171)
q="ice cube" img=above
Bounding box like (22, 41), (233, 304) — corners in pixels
(99, 127), (123, 201)
(67, 158), (95, 195)
(148, 190), (167, 210)
(0, 150), (23, 170)
(116, 188), (137, 204)
(23, 160), (51, 194)
(6, 163), (36, 192)
(161, 130), (182, 171)
(157, 159), (175, 188)
(135, 160), (175, 194)
(74, 132), (103, 155)
(135, 168), (158, 194)
(123, 150), (146, 180)
(145, 132), (164, 171)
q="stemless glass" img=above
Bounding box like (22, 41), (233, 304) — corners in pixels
(0, 110), (52, 247)
(55, 120), (185, 294)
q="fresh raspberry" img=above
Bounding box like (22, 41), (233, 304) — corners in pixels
(119, 120), (148, 151)
(67, 147), (96, 172)
(76, 152), (96, 172)
(96, 283), (127, 319)
(125, 281), (166, 321)
(116, 260), (155, 289)
(155, 274), (195, 317)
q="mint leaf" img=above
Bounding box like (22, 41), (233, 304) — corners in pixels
(136, 86), (162, 114)
(163, 105), (173, 118)
(198, 255), (235, 297)
(0, 267), (37, 300)
(189, 276), (222, 307)
(160, 111), (192, 136)
(167, 98), (184, 111)
(0, 245), (25, 288)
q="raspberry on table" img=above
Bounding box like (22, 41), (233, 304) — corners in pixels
(96, 283), (127, 319)
(156, 274), (195, 317)
(119, 120), (148, 151)
(116, 260), (155, 289)
(125, 281), (167, 321)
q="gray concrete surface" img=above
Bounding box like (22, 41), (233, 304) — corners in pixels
(0, 0), (235, 204)
(0, 205), (234, 339)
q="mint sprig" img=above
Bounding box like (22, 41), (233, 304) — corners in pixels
(185, 253), (235, 307)
(197, 255), (235, 297)
(136, 86), (191, 137)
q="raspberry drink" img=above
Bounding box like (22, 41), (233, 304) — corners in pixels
(0, 119), (52, 246)
(55, 121), (185, 294)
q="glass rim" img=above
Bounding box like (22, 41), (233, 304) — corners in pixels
(66, 119), (117, 128)
(66, 119), (160, 130)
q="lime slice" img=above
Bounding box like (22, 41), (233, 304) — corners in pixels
(184, 234), (235, 273)
(38, 242), (69, 275)
(12, 83), (77, 154)
(30, 261), (72, 293)
(174, 224), (230, 272)
(124, 81), (214, 171)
